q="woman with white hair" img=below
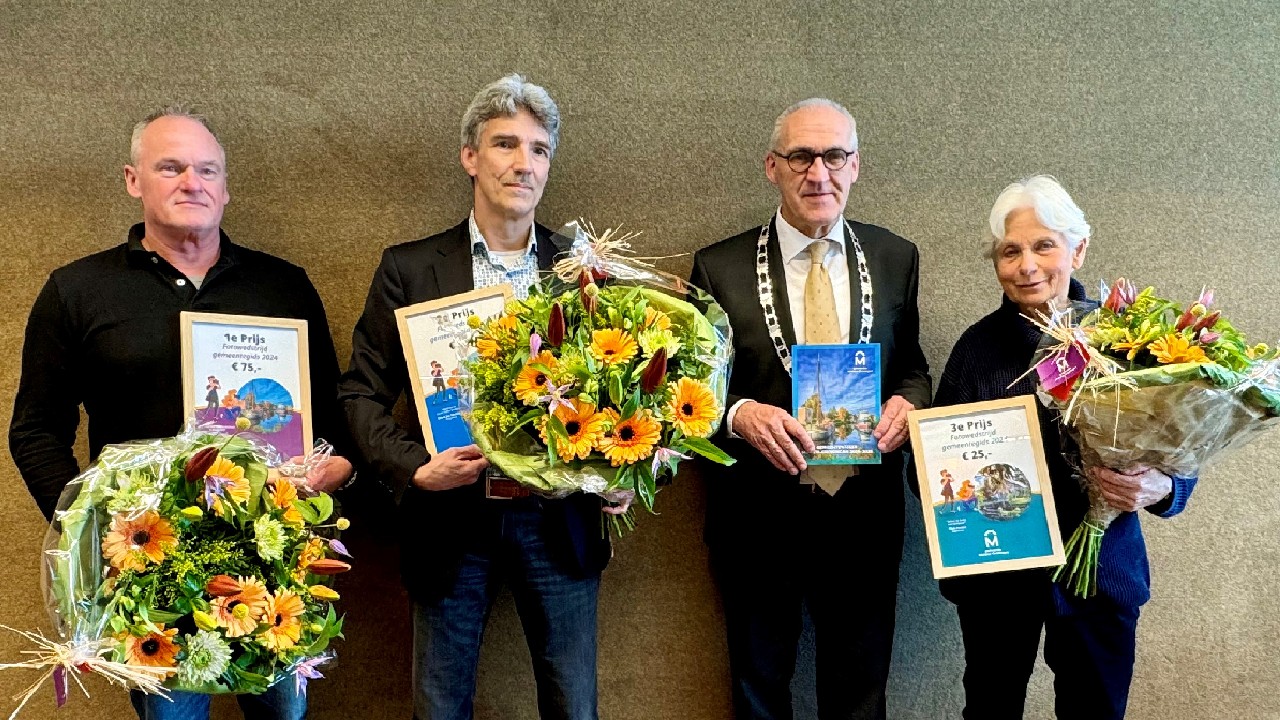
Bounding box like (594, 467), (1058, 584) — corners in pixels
(928, 175), (1197, 719)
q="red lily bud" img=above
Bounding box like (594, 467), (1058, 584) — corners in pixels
(1193, 310), (1220, 332)
(547, 303), (565, 346)
(205, 575), (240, 597)
(306, 559), (352, 575)
(1175, 306), (1196, 331)
(640, 348), (668, 393)
(185, 446), (219, 482)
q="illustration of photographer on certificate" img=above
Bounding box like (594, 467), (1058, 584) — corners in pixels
(909, 396), (1065, 578)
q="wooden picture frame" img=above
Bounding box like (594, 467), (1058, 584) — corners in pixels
(395, 284), (513, 455)
(907, 395), (1066, 579)
(180, 312), (312, 458)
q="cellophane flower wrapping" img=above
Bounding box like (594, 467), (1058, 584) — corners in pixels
(1034, 280), (1280, 597)
(461, 222), (735, 530)
(40, 423), (348, 696)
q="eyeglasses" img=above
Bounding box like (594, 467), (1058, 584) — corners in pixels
(771, 147), (855, 173)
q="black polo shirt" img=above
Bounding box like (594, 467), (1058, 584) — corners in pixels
(10, 223), (346, 519)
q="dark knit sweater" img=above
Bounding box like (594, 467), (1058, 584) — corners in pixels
(931, 279), (1196, 613)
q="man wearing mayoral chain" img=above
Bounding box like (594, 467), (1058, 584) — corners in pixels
(689, 98), (932, 719)
(9, 106), (353, 720)
(339, 74), (615, 720)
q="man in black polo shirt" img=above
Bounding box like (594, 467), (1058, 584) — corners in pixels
(9, 106), (351, 720)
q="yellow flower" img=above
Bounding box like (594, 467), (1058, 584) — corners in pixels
(589, 328), (638, 366)
(292, 537), (327, 584)
(1148, 333), (1208, 364)
(597, 410), (662, 466)
(101, 511), (178, 572)
(539, 398), (607, 463)
(643, 306), (672, 331)
(270, 480), (304, 526)
(668, 377), (720, 438)
(211, 576), (270, 638)
(476, 337), (501, 360)
(122, 625), (179, 674)
(514, 351), (559, 405)
(205, 455), (250, 517)
(258, 588), (306, 652)
(309, 584), (340, 601)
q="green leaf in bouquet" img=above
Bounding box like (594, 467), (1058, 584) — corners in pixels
(621, 388), (641, 420)
(635, 463), (657, 513)
(608, 371), (624, 407)
(508, 408), (545, 435)
(678, 437), (736, 466)
(244, 462), (268, 510)
(306, 494), (334, 524)
(293, 498), (321, 525)
(546, 415), (569, 467)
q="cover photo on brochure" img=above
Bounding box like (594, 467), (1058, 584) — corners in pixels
(791, 343), (882, 465)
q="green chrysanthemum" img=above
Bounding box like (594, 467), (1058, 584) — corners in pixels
(177, 630), (232, 686)
(254, 515), (287, 562)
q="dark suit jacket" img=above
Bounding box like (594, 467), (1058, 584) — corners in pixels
(690, 218), (932, 557)
(339, 220), (612, 601)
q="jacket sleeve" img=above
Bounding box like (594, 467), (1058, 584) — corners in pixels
(338, 249), (430, 503)
(888, 244), (932, 410)
(9, 277), (83, 520)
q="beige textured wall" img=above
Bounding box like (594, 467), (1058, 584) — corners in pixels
(2, 1), (1278, 718)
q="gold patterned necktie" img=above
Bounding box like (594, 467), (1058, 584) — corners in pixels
(801, 239), (854, 494)
(804, 240), (840, 344)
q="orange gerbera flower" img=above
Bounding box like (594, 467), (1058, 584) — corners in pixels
(589, 329), (638, 366)
(643, 306), (672, 331)
(205, 456), (250, 517)
(1149, 333), (1208, 364)
(211, 576), (270, 638)
(495, 314), (519, 333)
(597, 410), (662, 466)
(258, 588), (306, 652)
(270, 480), (303, 525)
(101, 511), (178, 572)
(539, 398), (607, 463)
(668, 377), (720, 438)
(514, 351), (559, 405)
(123, 625), (179, 673)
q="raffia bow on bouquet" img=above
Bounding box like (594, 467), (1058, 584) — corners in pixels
(1, 424), (350, 716)
(460, 220), (735, 535)
(1025, 279), (1280, 598)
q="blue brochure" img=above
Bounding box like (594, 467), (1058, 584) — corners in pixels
(791, 343), (882, 465)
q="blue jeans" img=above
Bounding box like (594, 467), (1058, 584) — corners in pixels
(129, 682), (306, 720)
(412, 499), (600, 720)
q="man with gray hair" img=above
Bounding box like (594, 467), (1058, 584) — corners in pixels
(340, 74), (612, 719)
(10, 106), (353, 719)
(689, 98), (932, 719)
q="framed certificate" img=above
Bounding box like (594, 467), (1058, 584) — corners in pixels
(396, 284), (513, 455)
(907, 395), (1065, 579)
(791, 343), (882, 464)
(181, 312), (311, 458)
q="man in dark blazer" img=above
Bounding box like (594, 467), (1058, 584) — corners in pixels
(690, 99), (932, 720)
(339, 74), (612, 720)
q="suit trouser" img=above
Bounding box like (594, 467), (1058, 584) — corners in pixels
(711, 484), (904, 720)
(955, 593), (1139, 720)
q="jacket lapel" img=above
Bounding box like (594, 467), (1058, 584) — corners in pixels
(843, 220), (866, 341)
(765, 218), (799, 349)
(433, 221), (475, 298)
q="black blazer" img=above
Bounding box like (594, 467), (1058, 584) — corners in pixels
(689, 218), (932, 552)
(339, 220), (612, 601)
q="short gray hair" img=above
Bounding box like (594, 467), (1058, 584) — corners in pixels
(987, 175), (1091, 257)
(769, 98), (859, 152)
(129, 104), (225, 166)
(460, 74), (561, 157)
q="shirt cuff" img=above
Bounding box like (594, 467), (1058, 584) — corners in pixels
(725, 398), (754, 439)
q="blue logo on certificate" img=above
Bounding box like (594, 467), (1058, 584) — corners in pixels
(791, 343), (882, 465)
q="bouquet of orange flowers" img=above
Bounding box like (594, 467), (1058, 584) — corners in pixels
(1031, 279), (1280, 597)
(2, 426), (348, 716)
(463, 222), (734, 533)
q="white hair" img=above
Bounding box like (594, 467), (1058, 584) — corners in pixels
(129, 104), (224, 167)
(460, 73), (561, 157)
(769, 98), (858, 152)
(987, 175), (1091, 257)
